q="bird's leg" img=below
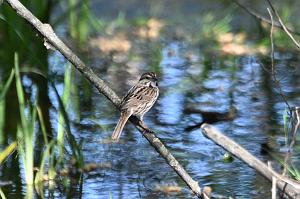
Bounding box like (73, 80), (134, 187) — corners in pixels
(136, 115), (149, 131)
(139, 120), (147, 128)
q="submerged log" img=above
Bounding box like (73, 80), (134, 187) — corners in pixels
(201, 123), (300, 198)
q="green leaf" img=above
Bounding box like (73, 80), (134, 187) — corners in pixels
(0, 141), (17, 164)
(0, 69), (15, 101)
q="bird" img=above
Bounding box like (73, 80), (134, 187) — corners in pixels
(111, 72), (159, 141)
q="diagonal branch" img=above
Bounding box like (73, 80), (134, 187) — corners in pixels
(231, 0), (300, 36)
(4, 0), (207, 197)
(201, 123), (300, 198)
(266, 0), (300, 49)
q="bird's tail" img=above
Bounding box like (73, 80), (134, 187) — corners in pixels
(111, 112), (131, 141)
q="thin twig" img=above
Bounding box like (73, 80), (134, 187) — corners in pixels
(267, 8), (291, 110)
(4, 0), (207, 197)
(268, 8), (275, 75)
(266, 0), (300, 49)
(231, 0), (300, 36)
(267, 7), (294, 174)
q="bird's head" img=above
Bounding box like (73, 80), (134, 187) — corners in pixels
(140, 72), (158, 87)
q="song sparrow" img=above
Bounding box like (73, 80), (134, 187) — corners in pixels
(111, 72), (159, 141)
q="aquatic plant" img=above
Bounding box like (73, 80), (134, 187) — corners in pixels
(0, 141), (17, 165)
(0, 69), (14, 144)
(15, 53), (35, 185)
(55, 64), (84, 169)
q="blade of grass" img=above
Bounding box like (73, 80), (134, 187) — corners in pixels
(25, 103), (36, 184)
(0, 188), (7, 199)
(57, 64), (72, 160)
(0, 69), (15, 100)
(0, 69), (15, 143)
(51, 80), (84, 168)
(25, 184), (33, 199)
(0, 141), (17, 164)
(36, 105), (49, 144)
(34, 140), (56, 185)
(78, 1), (89, 46)
(0, 100), (4, 144)
(48, 143), (57, 182)
(286, 163), (300, 181)
(15, 52), (34, 185)
(15, 53), (27, 135)
(68, 0), (77, 39)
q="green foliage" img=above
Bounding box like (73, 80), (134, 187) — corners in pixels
(15, 53), (35, 185)
(0, 0), (49, 67)
(200, 13), (231, 42)
(131, 17), (149, 27)
(0, 70), (15, 101)
(1, 53), (85, 193)
(271, 110), (300, 182)
(36, 106), (49, 144)
(34, 140), (56, 196)
(57, 64), (72, 158)
(111, 12), (127, 29)
(66, 0), (104, 46)
(0, 69), (14, 144)
(287, 164), (300, 181)
(148, 43), (163, 74)
(68, 0), (79, 39)
(258, 5), (299, 49)
(53, 64), (84, 169)
(0, 141), (17, 165)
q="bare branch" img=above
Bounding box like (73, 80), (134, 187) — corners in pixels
(267, 8), (291, 110)
(4, 0), (206, 197)
(201, 123), (300, 198)
(266, 0), (300, 49)
(231, 0), (300, 36)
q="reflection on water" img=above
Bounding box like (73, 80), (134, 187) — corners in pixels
(1, 0), (300, 198)
(67, 41), (298, 198)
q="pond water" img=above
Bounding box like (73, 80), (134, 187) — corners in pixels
(1, 0), (300, 198)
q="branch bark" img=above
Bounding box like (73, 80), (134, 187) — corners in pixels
(266, 0), (300, 50)
(4, 0), (206, 197)
(231, 0), (300, 36)
(201, 123), (300, 198)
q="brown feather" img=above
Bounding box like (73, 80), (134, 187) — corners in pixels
(111, 72), (159, 140)
(111, 111), (132, 141)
